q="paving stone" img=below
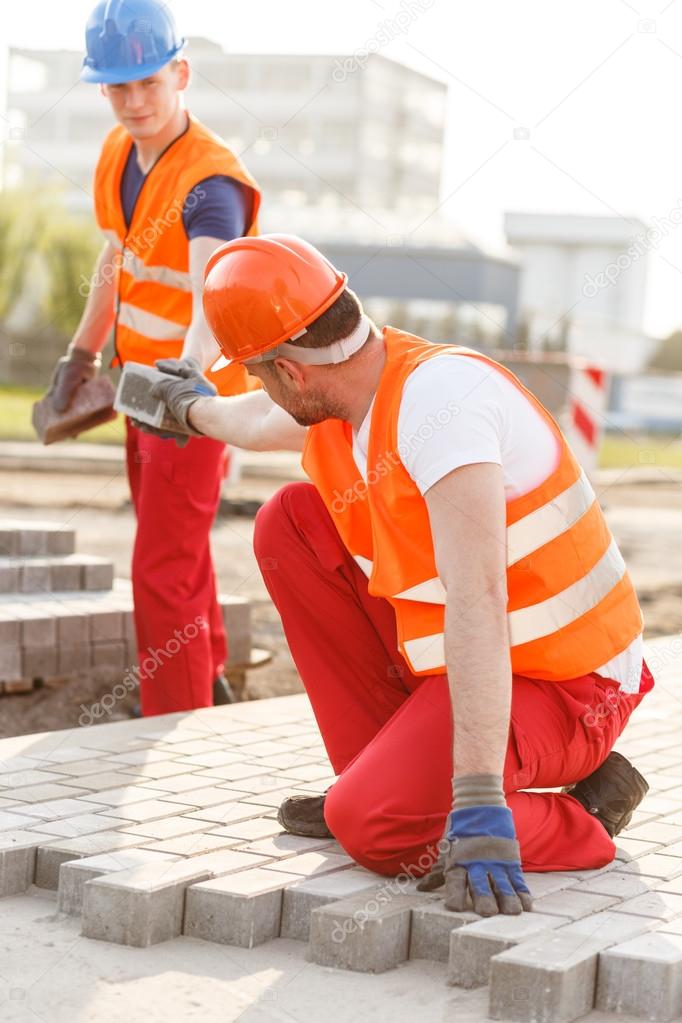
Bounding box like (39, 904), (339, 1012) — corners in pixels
(309, 892), (421, 973)
(596, 931), (682, 1021)
(6, 782), (86, 804)
(209, 818), (284, 842)
(518, 872), (583, 899)
(49, 559), (82, 591)
(531, 888), (618, 920)
(181, 801), (273, 825)
(81, 848), (269, 946)
(280, 868), (387, 941)
(448, 911), (566, 988)
(0, 768), (70, 789)
(7, 798), (107, 822)
(409, 898), (479, 962)
(261, 849), (353, 878)
(118, 817), (221, 841)
(136, 773), (213, 794)
(65, 771), (147, 792)
(31, 813), (127, 840)
(20, 560), (51, 593)
(58, 848), (177, 915)
(616, 836), (663, 859)
(0, 644), (22, 682)
(46, 757), (117, 778)
(628, 821), (682, 845)
(23, 645), (58, 679)
(559, 910), (653, 944)
(241, 833), (335, 859)
(611, 890), (682, 920)
(88, 607), (123, 642)
(621, 853), (682, 881)
(99, 798), (195, 823)
(579, 871), (654, 899)
(57, 644), (92, 674)
(34, 831), (153, 889)
(0, 830), (55, 896)
(159, 787), (246, 809)
(0, 562), (20, 592)
(184, 867), (294, 947)
(173, 752), (244, 770)
(488, 931), (617, 1023)
(145, 833), (243, 857)
(81, 557), (115, 591)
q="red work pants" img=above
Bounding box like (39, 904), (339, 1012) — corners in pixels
(125, 420), (227, 716)
(254, 482), (653, 877)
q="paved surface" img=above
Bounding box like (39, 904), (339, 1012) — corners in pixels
(0, 636), (681, 1021)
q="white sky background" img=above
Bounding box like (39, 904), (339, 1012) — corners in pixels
(4, 0), (682, 338)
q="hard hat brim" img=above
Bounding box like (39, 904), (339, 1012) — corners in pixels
(80, 42), (185, 84)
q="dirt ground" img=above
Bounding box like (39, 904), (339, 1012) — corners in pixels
(0, 467), (680, 738)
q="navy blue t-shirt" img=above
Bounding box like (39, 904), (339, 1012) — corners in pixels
(120, 145), (249, 240)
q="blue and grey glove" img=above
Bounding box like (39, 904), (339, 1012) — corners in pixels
(417, 778), (532, 917)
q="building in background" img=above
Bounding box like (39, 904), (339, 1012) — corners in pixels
(505, 211), (657, 373)
(2, 40), (519, 350)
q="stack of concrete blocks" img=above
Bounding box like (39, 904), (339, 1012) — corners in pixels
(0, 519), (252, 694)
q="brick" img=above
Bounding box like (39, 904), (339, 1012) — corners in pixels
(23, 645), (58, 680)
(20, 560), (51, 593)
(56, 610), (90, 646)
(221, 596), (251, 666)
(261, 849), (353, 878)
(13, 606), (57, 647)
(627, 821), (682, 845)
(88, 607), (123, 642)
(160, 787), (246, 809)
(0, 830), (56, 896)
(531, 888), (618, 920)
(0, 562), (20, 592)
(35, 830), (153, 889)
(2, 678), (34, 694)
(183, 802), (274, 826)
(309, 892), (420, 973)
(611, 890), (682, 921)
(0, 528), (20, 556)
(242, 833), (335, 859)
(208, 818), (284, 842)
(31, 812), (125, 840)
(579, 871), (654, 899)
(615, 836), (663, 859)
(57, 644), (92, 675)
(0, 645), (22, 682)
(45, 528), (76, 556)
(6, 782), (85, 804)
(145, 832), (243, 856)
(81, 848), (268, 946)
(49, 559), (82, 591)
(559, 909), (653, 944)
(17, 529), (48, 556)
(0, 611), (20, 645)
(621, 853), (682, 881)
(58, 848), (177, 915)
(448, 911), (566, 988)
(409, 898), (478, 962)
(82, 557), (115, 591)
(280, 868), (386, 941)
(9, 798), (107, 822)
(596, 931), (682, 1021)
(489, 931), (611, 1023)
(184, 867), (294, 947)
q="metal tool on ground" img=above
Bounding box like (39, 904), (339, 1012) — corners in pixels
(32, 376), (117, 445)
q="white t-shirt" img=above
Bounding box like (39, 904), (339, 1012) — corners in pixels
(351, 355), (643, 692)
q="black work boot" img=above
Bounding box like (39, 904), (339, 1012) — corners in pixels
(277, 789), (333, 838)
(564, 751), (649, 837)
(213, 675), (237, 705)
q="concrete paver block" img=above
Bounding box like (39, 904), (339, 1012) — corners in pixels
(409, 898), (478, 963)
(448, 911), (566, 989)
(596, 931), (682, 1021)
(184, 867), (295, 947)
(0, 830), (55, 896)
(261, 849), (353, 878)
(309, 892), (421, 973)
(35, 830), (154, 889)
(280, 868), (386, 941)
(81, 849), (270, 946)
(58, 848), (178, 915)
(531, 888), (618, 920)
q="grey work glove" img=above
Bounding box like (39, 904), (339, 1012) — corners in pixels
(416, 805), (533, 917)
(150, 357), (217, 432)
(48, 344), (101, 413)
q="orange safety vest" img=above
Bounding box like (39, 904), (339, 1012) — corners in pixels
(302, 327), (643, 682)
(93, 113), (261, 397)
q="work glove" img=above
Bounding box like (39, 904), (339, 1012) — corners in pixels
(48, 344), (101, 413)
(416, 805), (533, 917)
(150, 357), (217, 432)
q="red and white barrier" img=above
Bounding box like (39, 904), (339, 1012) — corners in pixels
(563, 364), (609, 476)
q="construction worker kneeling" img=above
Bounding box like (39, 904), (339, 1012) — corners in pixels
(142, 234), (654, 917)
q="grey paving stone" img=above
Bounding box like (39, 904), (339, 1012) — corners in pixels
(31, 813), (127, 840)
(280, 868), (386, 941)
(241, 833), (335, 859)
(145, 833), (244, 857)
(117, 817), (221, 841)
(58, 848), (177, 915)
(181, 801), (273, 825)
(0, 830), (55, 896)
(99, 798), (196, 823)
(6, 782), (88, 804)
(209, 818), (284, 842)
(596, 931), (682, 1021)
(531, 888), (618, 920)
(488, 931), (612, 1023)
(7, 798), (107, 822)
(409, 898), (478, 962)
(35, 831), (154, 890)
(309, 892), (421, 973)
(611, 890), (682, 921)
(184, 867), (294, 947)
(261, 849), (353, 878)
(81, 848), (270, 946)
(448, 911), (566, 989)
(579, 870), (654, 899)
(621, 853), (682, 881)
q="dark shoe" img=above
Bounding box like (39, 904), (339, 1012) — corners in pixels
(277, 790), (333, 838)
(564, 751), (649, 837)
(213, 675), (237, 705)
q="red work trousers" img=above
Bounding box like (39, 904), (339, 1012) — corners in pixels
(125, 420), (227, 716)
(254, 482), (653, 877)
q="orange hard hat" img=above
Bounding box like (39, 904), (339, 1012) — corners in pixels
(203, 234), (348, 363)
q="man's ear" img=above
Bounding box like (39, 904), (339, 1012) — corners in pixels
(273, 357), (307, 389)
(176, 58), (190, 91)
(99, 84), (108, 98)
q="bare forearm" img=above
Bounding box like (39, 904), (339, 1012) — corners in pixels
(444, 585), (512, 779)
(71, 242), (118, 354)
(188, 391), (307, 452)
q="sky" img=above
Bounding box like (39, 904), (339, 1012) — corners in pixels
(4, 0), (682, 338)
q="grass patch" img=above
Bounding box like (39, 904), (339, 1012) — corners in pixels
(599, 432), (682, 469)
(0, 385), (124, 445)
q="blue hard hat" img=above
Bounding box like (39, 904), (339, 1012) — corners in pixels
(81, 0), (186, 84)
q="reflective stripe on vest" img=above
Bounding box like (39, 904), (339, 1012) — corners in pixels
(117, 301), (185, 341)
(121, 248), (193, 292)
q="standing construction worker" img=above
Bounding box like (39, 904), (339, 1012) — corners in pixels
(146, 234), (653, 916)
(47, 0), (261, 715)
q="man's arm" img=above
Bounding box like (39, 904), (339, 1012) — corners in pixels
(424, 461), (511, 777)
(71, 241), (118, 354)
(181, 235), (227, 370)
(189, 390), (307, 452)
